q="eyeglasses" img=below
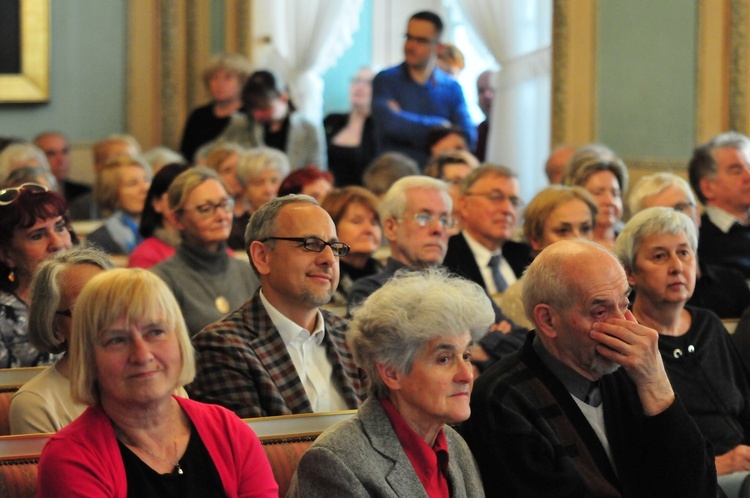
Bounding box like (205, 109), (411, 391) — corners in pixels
(399, 213), (457, 230)
(260, 236), (350, 257)
(181, 198), (235, 219)
(404, 33), (436, 45)
(465, 190), (524, 209)
(55, 303), (75, 318)
(0, 183), (49, 206)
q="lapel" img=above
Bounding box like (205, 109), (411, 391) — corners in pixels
(320, 311), (365, 408)
(446, 233), (486, 291)
(243, 294), (313, 414)
(359, 398), (430, 498)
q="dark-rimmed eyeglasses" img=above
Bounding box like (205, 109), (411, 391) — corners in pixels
(180, 198), (235, 219)
(260, 236), (350, 257)
(404, 33), (436, 45)
(55, 303), (76, 318)
(399, 213), (457, 230)
(0, 183), (49, 206)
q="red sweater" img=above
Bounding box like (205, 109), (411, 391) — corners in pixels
(37, 395), (278, 497)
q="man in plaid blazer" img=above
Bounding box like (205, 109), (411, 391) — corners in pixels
(188, 195), (366, 418)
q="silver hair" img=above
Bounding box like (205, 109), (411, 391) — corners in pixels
(688, 131), (750, 204)
(627, 172), (696, 215)
(459, 164), (516, 194)
(562, 143), (629, 194)
(348, 268), (495, 398)
(236, 147), (291, 188)
(378, 175), (451, 222)
(614, 207), (698, 273)
(244, 194), (319, 273)
(0, 143), (51, 183)
(140, 147), (185, 172)
(28, 245), (114, 354)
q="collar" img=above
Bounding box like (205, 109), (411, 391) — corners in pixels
(176, 240), (230, 273)
(259, 288), (325, 346)
(462, 231), (500, 267)
(533, 335), (599, 405)
(705, 205), (749, 233)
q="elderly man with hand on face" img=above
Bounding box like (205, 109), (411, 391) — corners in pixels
(462, 239), (718, 498)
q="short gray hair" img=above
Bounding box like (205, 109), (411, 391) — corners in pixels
(0, 143), (50, 182)
(378, 175), (451, 222)
(236, 147), (291, 188)
(688, 131), (750, 204)
(562, 144), (629, 194)
(244, 194), (319, 272)
(348, 268), (494, 398)
(460, 164), (516, 194)
(614, 207), (698, 273)
(522, 239), (607, 323)
(167, 166), (221, 212)
(627, 172), (696, 215)
(28, 245), (114, 354)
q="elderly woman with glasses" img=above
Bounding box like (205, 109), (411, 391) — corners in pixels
(10, 245), (114, 434)
(0, 183), (75, 367)
(37, 269), (278, 497)
(151, 166), (259, 336)
(615, 207), (750, 496)
(288, 269), (492, 497)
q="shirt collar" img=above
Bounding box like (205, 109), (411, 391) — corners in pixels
(533, 335), (598, 404)
(705, 205), (749, 233)
(259, 288), (325, 346)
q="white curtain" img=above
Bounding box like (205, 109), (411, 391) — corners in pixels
(454, 0), (552, 201)
(265, 0), (364, 124)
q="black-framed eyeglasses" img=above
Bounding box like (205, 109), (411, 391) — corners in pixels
(55, 303), (75, 318)
(260, 236), (350, 257)
(399, 213), (457, 230)
(180, 198), (235, 219)
(404, 33), (436, 45)
(465, 190), (524, 209)
(0, 182), (49, 206)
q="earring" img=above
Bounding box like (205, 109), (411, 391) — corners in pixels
(7, 270), (14, 283)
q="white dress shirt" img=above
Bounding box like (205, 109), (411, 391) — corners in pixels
(463, 231), (518, 294)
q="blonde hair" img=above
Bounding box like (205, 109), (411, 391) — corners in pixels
(94, 154), (152, 215)
(69, 268), (196, 406)
(523, 185), (597, 243)
(201, 53), (252, 89)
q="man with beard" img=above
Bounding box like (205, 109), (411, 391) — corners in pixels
(462, 239), (718, 497)
(188, 195), (366, 418)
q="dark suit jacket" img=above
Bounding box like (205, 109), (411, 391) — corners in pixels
(288, 396), (485, 497)
(187, 289), (366, 418)
(442, 232), (532, 291)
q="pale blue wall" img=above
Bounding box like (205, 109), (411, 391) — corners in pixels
(597, 1), (696, 159)
(322, 0), (373, 115)
(0, 1), (127, 141)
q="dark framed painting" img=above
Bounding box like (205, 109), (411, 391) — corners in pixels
(0, 0), (49, 103)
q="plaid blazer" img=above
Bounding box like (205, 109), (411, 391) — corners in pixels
(187, 290), (365, 418)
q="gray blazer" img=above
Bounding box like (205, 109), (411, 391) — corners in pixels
(219, 111), (326, 171)
(287, 397), (485, 498)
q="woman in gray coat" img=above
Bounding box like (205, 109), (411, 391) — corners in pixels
(288, 268), (493, 497)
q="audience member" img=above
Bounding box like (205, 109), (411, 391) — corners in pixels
(10, 245), (114, 434)
(324, 67), (377, 187)
(179, 53), (252, 161)
(202, 141), (247, 250)
(87, 154), (152, 255)
(189, 195), (366, 417)
(462, 239), (718, 497)
(0, 183), (75, 367)
(0, 142), (50, 182)
(69, 134), (142, 220)
(228, 146), (291, 250)
(140, 146), (185, 175)
(443, 165), (532, 294)
(361, 151), (419, 198)
(436, 42), (465, 77)
(151, 166), (258, 336)
(424, 149), (480, 229)
(474, 69), (495, 161)
(220, 70), (325, 170)
(372, 11), (474, 167)
(563, 144), (629, 249)
(321, 187), (384, 306)
(34, 131), (92, 202)
(545, 144), (576, 185)
(128, 163), (190, 269)
(497, 185), (597, 329)
(288, 269), (491, 497)
(3, 165), (57, 191)
(278, 165), (334, 204)
(425, 126), (469, 161)
(689, 131), (750, 278)
(37, 269), (278, 497)
(628, 172), (750, 318)
(616, 207), (750, 496)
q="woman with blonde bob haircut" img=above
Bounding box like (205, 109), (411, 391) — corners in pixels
(38, 268), (278, 497)
(289, 268), (492, 497)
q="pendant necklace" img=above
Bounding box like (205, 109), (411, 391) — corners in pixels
(113, 417), (184, 475)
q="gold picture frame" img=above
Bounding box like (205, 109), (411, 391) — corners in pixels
(0, 0), (49, 103)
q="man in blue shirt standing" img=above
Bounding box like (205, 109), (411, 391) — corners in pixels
(372, 11), (475, 168)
